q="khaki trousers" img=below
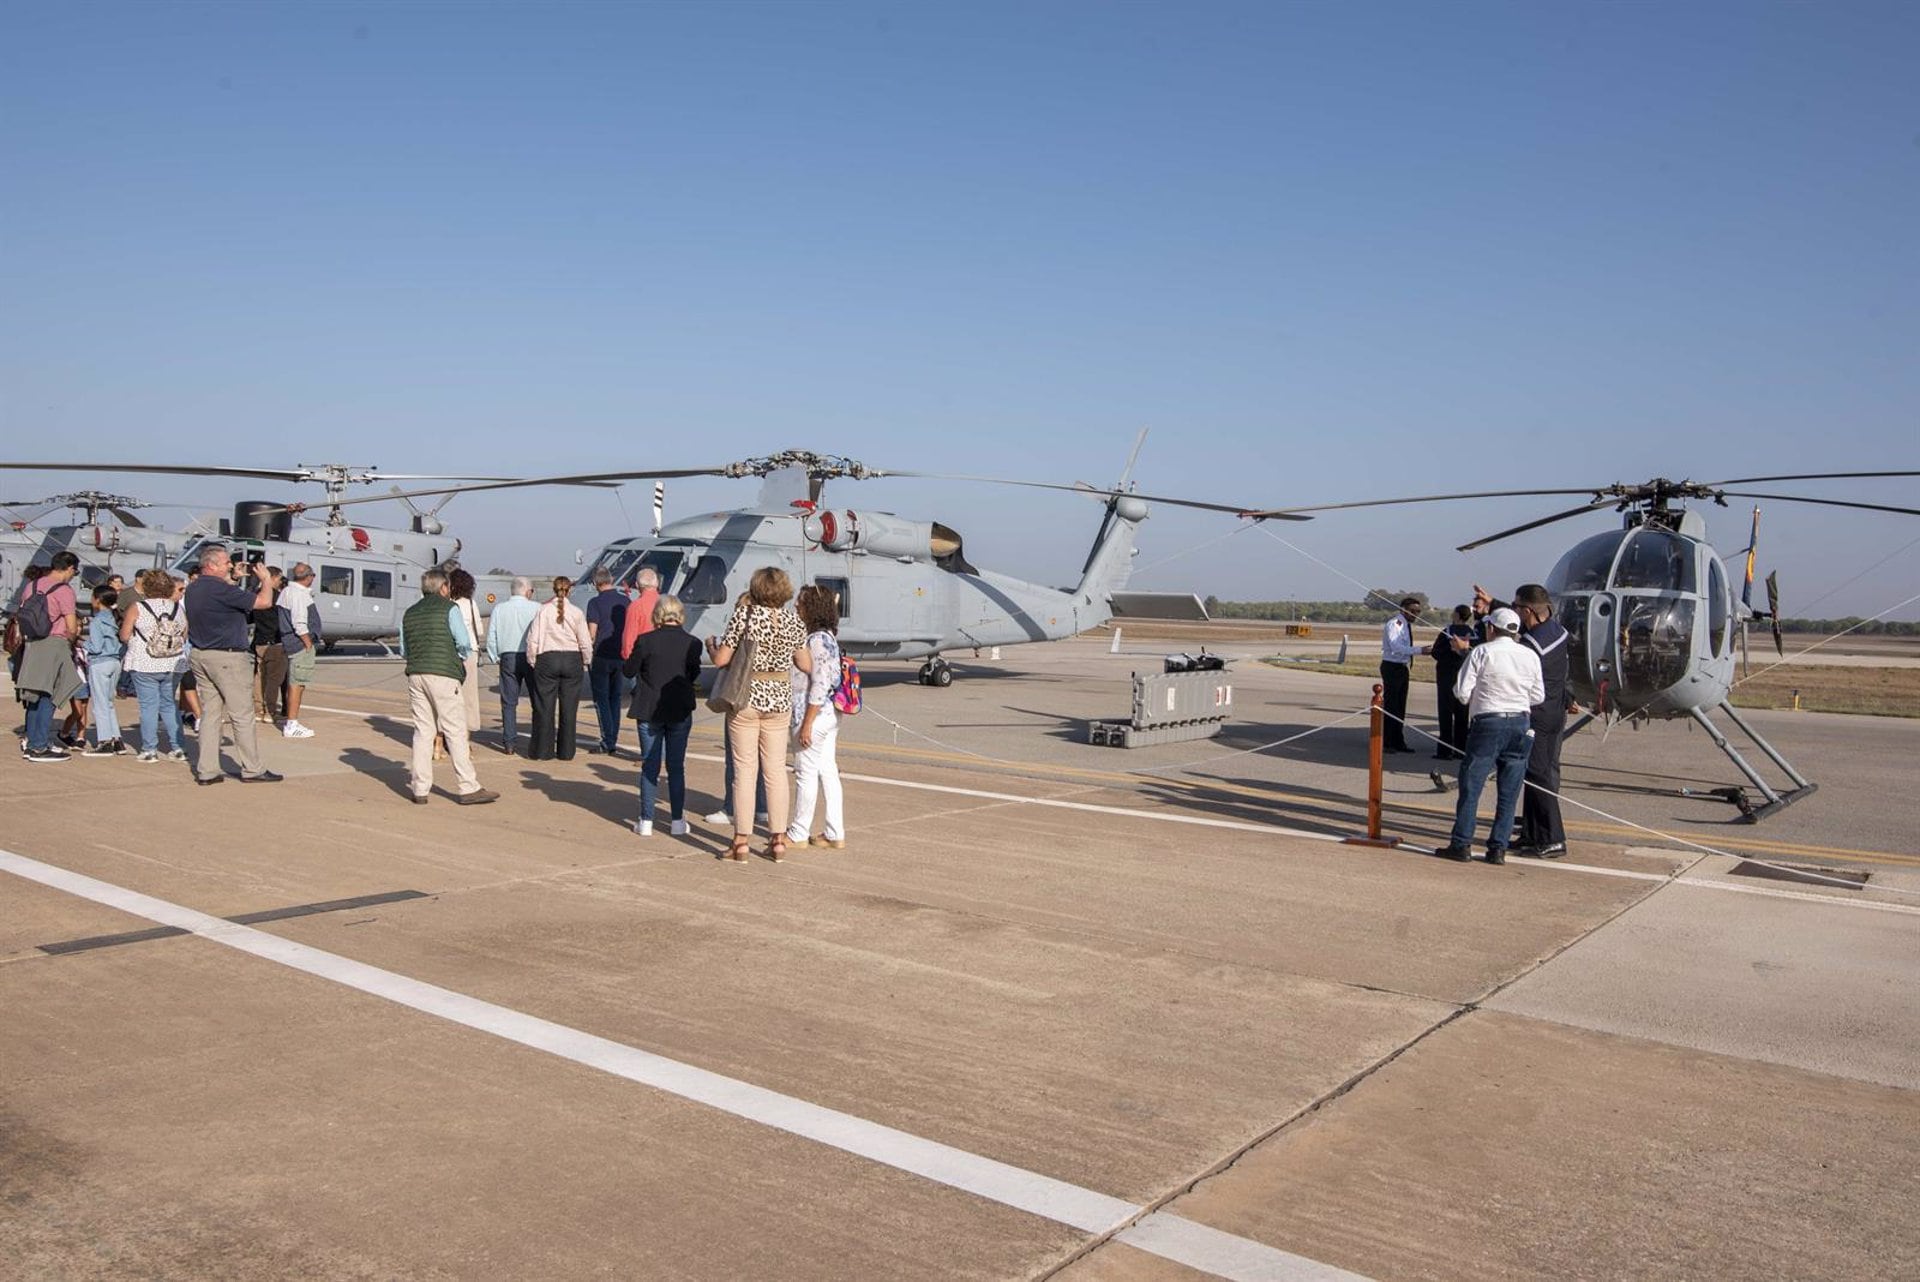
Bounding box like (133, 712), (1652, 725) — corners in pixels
(190, 648), (264, 781)
(727, 704), (791, 838)
(409, 673), (481, 798)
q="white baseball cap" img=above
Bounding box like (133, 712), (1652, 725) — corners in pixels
(1488, 607), (1522, 635)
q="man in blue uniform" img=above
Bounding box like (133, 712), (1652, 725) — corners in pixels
(1511, 583), (1571, 857)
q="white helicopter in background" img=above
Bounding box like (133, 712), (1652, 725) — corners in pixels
(0, 462), (609, 647)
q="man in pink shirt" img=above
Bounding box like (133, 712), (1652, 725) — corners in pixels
(618, 566), (662, 661)
(15, 550), (84, 761)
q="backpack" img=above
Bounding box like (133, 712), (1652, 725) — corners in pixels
(140, 600), (187, 659)
(831, 653), (862, 716)
(13, 583), (54, 645)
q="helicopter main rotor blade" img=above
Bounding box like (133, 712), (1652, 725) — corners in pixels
(1709, 470), (1920, 487)
(0, 461), (318, 483)
(1716, 491), (1920, 518)
(107, 507), (146, 528)
(274, 466), (735, 513)
(875, 470), (1313, 520)
(1242, 487), (1604, 519)
(1455, 499), (1618, 552)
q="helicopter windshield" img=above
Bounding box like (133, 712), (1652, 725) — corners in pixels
(624, 549), (685, 593)
(1611, 529), (1697, 592)
(1546, 531), (1624, 595)
(1618, 597), (1695, 692)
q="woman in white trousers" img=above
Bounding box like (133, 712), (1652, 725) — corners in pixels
(787, 585), (846, 849)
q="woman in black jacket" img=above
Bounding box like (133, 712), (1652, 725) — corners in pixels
(623, 594), (702, 837)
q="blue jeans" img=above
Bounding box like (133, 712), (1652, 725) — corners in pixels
(637, 717), (692, 821)
(497, 652), (529, 751)
(588, 655), (625, 751)
(1449, 713), (1533, 852)
(132, 670), (182, 753)
(24, 693), (56, 751)
(89, 657), (123, 743)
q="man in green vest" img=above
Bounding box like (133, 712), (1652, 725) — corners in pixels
(400, 569), (498, 805)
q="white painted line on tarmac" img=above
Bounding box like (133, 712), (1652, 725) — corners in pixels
(301, 705), (1917, 916)
(0, 847), (1368, 1282)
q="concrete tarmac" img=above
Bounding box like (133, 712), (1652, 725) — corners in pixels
(3, 639), (1916, 1280)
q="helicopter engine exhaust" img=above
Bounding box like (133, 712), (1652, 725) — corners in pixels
(807, 509), (974, 571)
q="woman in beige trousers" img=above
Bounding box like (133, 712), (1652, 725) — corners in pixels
(707, 569), (810, 863)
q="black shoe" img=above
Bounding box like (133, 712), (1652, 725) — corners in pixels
(411, 794), (429, 805)
(196, 774), (224, 786)
(1485, 847), (1507, 865)
(239, 770), (284, 783)
(1436, 844), (1472, 861)
(24, 746), (71, 763)
(1534, 841), (1567, 859)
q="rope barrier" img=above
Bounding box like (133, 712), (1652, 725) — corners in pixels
(1375, 705), (1920, 897)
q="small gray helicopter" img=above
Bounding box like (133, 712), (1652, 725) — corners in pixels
(312, 443), (1305, 685)
(0, 491), (217, 605)
(1249, 471), (1920, 820)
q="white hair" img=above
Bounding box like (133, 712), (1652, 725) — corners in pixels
(636, 566), (660, 590)
(512, 576), (534, 597)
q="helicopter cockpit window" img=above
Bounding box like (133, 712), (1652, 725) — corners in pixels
(361, 569), (392, 600)
(599, 549), (643, 587)
(627, 550), (684, 593)
(681, 555), (730, 605)
(1611, 529), (1697, 592)
(320, 565), (354, 596)
(1618, 597), (1695, 693)
(1546, 532), (1623, 595)
(1707, 557), (1728, 657)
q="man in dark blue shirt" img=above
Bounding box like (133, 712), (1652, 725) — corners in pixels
(1512, 583), (1570, 857)
(584, 568), (629, 755)
(183, 544), (281, 785)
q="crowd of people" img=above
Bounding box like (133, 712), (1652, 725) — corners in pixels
(7, 546), (855, 859)
(12, 543), (1569, 865)
(396, 561), (851, 858)
(1381, 581), (1574, 864)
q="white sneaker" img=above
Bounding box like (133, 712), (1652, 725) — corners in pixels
(282, 722), (315, 739)
(669, 819), (690, 837)
(633, 819), (653, 837)
(136, 749), (160, 763)
(704, 809), (731, 826)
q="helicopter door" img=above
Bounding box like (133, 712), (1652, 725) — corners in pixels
(1583, 592), (1620, 712)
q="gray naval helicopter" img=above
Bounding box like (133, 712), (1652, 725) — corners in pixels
(1247, 471), (1920, 821)
(1, 490), (216, 603)
(314, 444), (1307, 686)
(0, 462), (609, 647)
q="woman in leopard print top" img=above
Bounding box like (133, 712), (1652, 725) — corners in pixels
(710, 568), (811, 861)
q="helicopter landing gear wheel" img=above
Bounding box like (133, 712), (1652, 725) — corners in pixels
(919, 658), (953, 688)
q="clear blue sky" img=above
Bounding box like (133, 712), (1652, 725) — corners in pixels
(4, 2), (1916, 618)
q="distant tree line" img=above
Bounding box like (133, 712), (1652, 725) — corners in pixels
(1775, 617), (1920, 636)
(1205, 593), (1434, 623)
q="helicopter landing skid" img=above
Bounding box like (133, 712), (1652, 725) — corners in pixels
(1685, 704), (1818, 823)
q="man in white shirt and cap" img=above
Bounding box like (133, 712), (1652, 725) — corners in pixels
(1438, 606), (1543, 864)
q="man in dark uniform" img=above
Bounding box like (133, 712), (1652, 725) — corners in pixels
(1467, 582), (1571, 856)
(1378, 596), (1423, 753)
(1428, 604), (1476, 760)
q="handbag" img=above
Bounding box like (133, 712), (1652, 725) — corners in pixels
(704, 609), (760, 714)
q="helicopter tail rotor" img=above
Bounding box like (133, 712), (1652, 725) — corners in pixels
(1766, 570), (1783, 657)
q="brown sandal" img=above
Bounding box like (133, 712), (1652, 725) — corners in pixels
(727, 836), (751, 862)
(767, 835), (789, 863)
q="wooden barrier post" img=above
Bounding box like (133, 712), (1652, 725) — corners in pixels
(1345, 683), (1402, 848)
